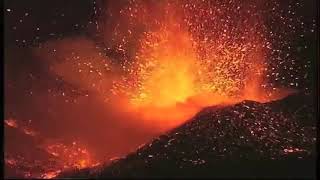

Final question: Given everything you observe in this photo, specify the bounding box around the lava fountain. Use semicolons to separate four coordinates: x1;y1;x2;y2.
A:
36;0;292;131
94;0;291;130
5;0;301;178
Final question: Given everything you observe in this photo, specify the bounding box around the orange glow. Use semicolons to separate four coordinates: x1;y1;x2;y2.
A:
5;119;99;179
5;158;17;166
5;119;18;128
41;170;62;179
44;141;98;170
22;127;37;136
10;1;296;178
131;26;198;108
33;1;292;131
112;8;275;128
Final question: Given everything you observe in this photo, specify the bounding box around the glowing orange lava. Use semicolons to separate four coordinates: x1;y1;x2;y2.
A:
32;1;293;131
5;119;99;179
10;1;296;178
105;2;280;129
5;119;18;128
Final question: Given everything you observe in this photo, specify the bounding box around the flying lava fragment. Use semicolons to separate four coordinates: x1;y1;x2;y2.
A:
4;0;315;178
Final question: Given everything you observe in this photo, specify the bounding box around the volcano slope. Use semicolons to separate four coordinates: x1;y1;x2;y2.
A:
60;93;317;178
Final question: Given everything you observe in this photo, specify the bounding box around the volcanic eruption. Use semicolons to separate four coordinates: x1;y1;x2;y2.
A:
4;0;317;178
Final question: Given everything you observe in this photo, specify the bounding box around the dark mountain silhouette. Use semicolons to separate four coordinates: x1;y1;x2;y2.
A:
59;92;316;178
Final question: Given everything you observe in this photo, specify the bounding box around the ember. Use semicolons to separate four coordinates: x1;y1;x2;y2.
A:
4;0;316;179
5;118;99;178
41;170;61;179
5;119;18;128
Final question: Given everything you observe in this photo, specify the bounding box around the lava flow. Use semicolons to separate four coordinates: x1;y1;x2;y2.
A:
4;119;100;179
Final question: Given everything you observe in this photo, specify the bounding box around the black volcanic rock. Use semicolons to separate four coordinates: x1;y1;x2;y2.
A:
60;93;317;178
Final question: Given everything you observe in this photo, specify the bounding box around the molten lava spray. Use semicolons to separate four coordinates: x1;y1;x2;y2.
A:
34;0;293;159
90;0;290;129
5;0;301;178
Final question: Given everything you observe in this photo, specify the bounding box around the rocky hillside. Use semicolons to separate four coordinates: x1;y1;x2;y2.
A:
60;93;316;178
